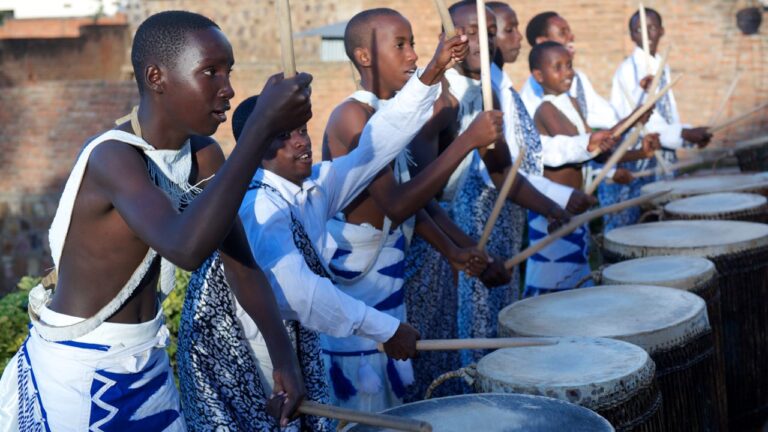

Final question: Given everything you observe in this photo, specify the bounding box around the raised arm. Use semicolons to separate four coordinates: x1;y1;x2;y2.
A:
92;74;313;270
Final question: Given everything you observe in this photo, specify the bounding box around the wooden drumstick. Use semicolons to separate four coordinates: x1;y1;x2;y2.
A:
584;127;642;194
639;3;653;76
377;337;557;352
477;146;526;250
618;82;668;175
647;44;670;98
299;401;432;432
708;71;741;125
476;0;495;149
433;0;456;35
276;0;296;78
708;102;768;133
504;189;671;270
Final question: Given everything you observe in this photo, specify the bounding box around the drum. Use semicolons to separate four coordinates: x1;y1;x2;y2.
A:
663;192;768;223
603;220;768;429
600;256;728;430
640;173;768;207
498;285;719;432
735;140;768;172
474;337;664;432
347;393;614;431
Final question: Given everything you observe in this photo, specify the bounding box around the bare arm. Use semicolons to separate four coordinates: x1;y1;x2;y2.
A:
91;75;313;270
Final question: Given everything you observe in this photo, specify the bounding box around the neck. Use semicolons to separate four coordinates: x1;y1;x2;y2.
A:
543;87;562;96
359;74;396;100
454;63;480;80
136;99;190;150
265;166;304;187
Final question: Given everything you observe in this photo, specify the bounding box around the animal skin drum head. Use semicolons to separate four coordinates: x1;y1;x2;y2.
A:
602;256;716;289
498;285;709;354
640;173;768;205
347;393;614;431
476;337;653;409
664;192;766;216
603;220;768;258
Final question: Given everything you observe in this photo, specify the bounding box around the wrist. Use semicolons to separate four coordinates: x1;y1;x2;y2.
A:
419;60;442;86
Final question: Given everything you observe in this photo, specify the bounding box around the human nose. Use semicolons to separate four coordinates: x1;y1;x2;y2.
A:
219;78;235;100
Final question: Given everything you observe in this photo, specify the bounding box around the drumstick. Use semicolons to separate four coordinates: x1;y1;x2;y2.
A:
639;3;654;76
276;0;296;78
433;0;456;35
376;337;556;352
476;0;495;149
708;102;768;133
618;82;668;175
299;401;432;432
590;74;682;159
627;157;707;180
647;45;670;99
584;128;642;195
477;146;526;250
708;72;741;125
504;189;670;270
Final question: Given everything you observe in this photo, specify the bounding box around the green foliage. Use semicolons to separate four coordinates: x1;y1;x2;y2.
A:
0;277;40;369
162;269;189;376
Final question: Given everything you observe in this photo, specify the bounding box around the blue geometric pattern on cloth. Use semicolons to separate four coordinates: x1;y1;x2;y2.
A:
377;259;405;279
393;234;406;252
328;265;361;280
597;158;659;232
656;71;673;123
373;288;405;311
17;340;51;432
331;248;352;260
511;88;544;176
89;358;179;431
574;74;588;119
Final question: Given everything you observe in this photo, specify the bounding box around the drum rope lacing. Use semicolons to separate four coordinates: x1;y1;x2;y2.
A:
424;365;478;400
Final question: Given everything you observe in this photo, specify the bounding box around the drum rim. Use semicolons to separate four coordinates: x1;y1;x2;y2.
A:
640;173;768;205
663;192;767;216
603;220;768;257
602;256;717;289
475;337;655;407
353;393;614;431
498;285;710;354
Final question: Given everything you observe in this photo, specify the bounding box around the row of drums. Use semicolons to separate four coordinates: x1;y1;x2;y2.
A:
350;172;768;432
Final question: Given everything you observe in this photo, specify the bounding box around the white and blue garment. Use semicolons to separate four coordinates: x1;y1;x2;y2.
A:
610;46;691;165
0;129;197;431
524;94;592;298
320;90;415;412
443;68;526;366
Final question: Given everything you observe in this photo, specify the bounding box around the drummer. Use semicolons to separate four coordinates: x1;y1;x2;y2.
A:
611;7;712;159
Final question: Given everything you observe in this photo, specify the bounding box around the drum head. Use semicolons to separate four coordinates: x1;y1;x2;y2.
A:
604;220;768;258
347;393;613;431
602;256;716;290
498;285;709;353
476;337;654;410
664;192;767;216
641;173;768;205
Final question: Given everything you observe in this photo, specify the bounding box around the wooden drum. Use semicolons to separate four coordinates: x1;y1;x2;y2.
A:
639;173;768;208
498;285;720;432
475;337;664;432
347;393;614;431
663;192;768;223
600;256;728;430
603;220;768;429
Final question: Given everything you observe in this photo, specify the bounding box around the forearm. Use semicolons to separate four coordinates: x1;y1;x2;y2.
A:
506;174;560;216
382;139;474;223
414;209;459;259
424;200;476;248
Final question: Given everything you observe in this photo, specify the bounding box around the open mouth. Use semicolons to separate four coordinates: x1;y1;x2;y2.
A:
296;151;312;162
212;104;230;123
405;67;417;76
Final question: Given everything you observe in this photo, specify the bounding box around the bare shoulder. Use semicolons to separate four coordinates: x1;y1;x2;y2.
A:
323;99;374;159
190;135;225;184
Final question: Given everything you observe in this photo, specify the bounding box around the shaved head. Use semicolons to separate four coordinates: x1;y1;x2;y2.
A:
344;8;404;65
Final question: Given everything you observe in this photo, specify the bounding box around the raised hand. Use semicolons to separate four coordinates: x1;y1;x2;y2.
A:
462;110;504;149
479;256;512;287
420;30;469;85
244;72;314;142
449;246;491;277
638;74;654;92
642;133;661;157
682;127;713;148
382;322;421;360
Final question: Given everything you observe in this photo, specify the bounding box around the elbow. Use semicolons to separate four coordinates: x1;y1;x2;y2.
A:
384;204;411;226
164;242;212;271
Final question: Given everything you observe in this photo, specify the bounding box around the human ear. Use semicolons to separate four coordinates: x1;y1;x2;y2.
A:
145;64;165;94
532;69;545;84
354;47;372;68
